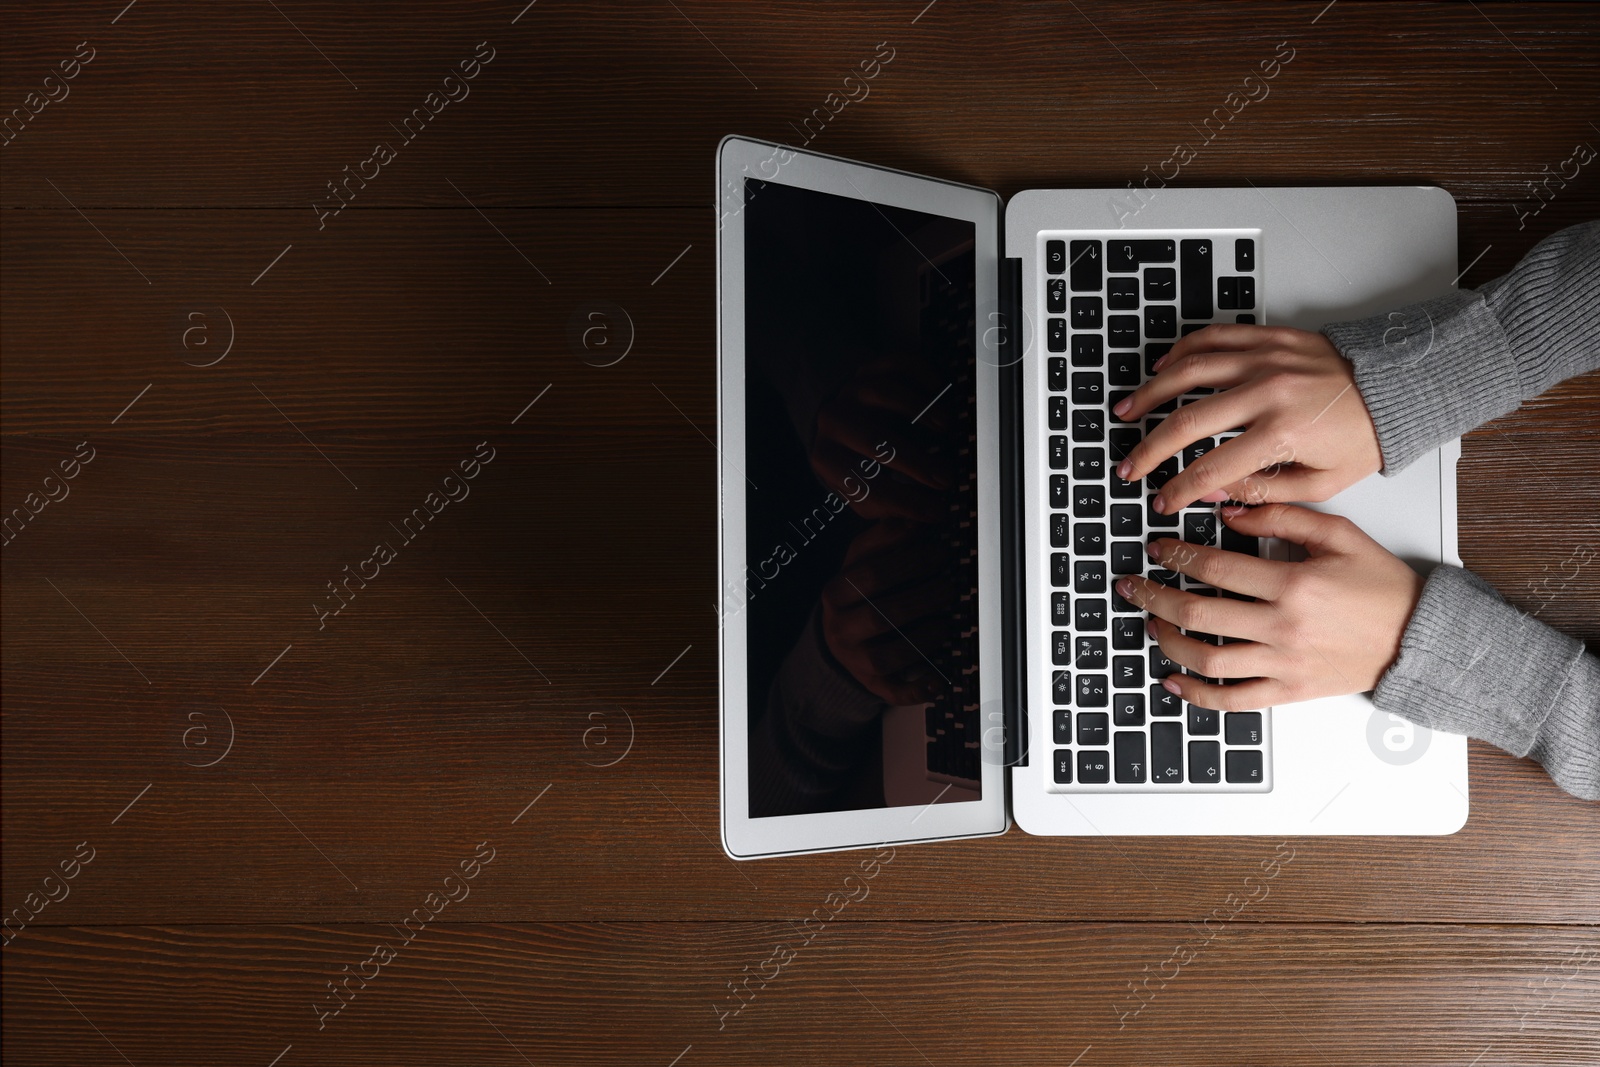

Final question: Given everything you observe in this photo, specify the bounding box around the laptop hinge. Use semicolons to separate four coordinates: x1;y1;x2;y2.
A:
998;255;1028;769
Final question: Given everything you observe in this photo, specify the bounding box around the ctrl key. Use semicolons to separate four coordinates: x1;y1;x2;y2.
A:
1054;749;1074;784
1226;749;1264;783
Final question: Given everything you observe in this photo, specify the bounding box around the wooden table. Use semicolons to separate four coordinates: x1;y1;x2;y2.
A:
3;3;1597;1064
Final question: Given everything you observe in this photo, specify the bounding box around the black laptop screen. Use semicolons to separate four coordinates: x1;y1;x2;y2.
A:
740;177;979;818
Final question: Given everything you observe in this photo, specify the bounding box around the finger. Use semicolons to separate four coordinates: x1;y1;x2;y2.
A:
1146;537;1291;600
1115;575;1272;641
1119;389;1261;483
1151;323;1281;371
1157;672;1283;713
1155;428;1290;512
1114;350;1256;422
1150;618;1277;680
1214;464;1345;506
1218;502;1363;557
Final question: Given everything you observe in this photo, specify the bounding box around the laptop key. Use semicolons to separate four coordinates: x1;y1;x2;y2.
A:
1049;396;1070;430
1052;592;1071;625
1145;343;1172;375
1075;598;1108;631
1051;553;1071;587
1183;512;1217;546
1226;749;1264;783
1050;475;1070;507
1108;277;1139;309
1217;276;1239;310
1188;705;1220;735
1108;314;1140;349
1075;559;1107;594
1078;711;1110;745
1071;296;1103;330
1046;239;1067;275
1052;632;1071;665
1053;669;1072;703
1225;711;1263;746
1149;456;1179;490
1048;317;1068;351
1070;240;1102;291
1114;691;1146;726
1107;239;1175;272
1111;541;1143;575
1151;722;1184;782
1071;373;1105;405
1073;408;1105;442
1048;277;1067;313
1054;749;1074;784
1109;349;1141;387
1109;430;1141;464
1049;435;1069;469
1144;267;1176;301
1180;239;1213;319
1235;238;1254;272
1150;647;1179;679
1053;709;1073;744
1109;473;1142;499
1074;484;1106;518
1189;740;1222;783
1077;675;1110;708
1144;305;1177;339
1150;684;1182;715
1074;522;1107;556
1237;276;1255;309
1221;524;1259;556
1073;447;1106;480
1112;654;1144;688
1077;636;1108;669
1077;749;1110;784
1115;731;1147;783
1110;502;1142;537
1112;616;1143;650
1072;334;1104;367
1049;357;1068;391
1051;513;1070;547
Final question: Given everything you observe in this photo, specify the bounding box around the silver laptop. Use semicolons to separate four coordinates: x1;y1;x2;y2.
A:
716;136;1467;859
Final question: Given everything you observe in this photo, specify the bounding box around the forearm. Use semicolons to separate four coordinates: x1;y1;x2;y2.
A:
1322;221;1600;474
1375;564;1600;801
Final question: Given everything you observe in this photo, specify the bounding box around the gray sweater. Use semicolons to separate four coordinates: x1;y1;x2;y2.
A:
1323;221;1600;801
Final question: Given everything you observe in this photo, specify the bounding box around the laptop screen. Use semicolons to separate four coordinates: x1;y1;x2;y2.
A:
740;176;979;819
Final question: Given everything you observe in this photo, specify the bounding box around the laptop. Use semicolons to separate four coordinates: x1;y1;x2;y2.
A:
716;135;1468;859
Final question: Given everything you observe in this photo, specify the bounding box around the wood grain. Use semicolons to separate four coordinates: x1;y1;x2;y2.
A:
4;923;1599;1066
3;1;1599;1064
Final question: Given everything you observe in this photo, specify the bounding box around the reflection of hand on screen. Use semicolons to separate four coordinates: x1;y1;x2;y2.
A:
810;361;959;523
821;519;959;705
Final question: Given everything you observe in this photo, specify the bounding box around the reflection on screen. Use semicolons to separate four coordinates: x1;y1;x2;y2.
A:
741;177;978;818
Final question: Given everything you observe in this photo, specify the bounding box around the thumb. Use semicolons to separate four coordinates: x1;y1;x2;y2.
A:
1219;503;1361;557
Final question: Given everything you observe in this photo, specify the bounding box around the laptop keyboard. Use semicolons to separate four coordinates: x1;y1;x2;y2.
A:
1037;229;1272;793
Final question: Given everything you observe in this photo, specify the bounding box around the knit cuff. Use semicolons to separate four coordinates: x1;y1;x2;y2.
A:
1322;291;1520;476
1375;565;1586;758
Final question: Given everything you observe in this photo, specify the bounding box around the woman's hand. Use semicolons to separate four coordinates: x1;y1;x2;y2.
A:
1113;325;1382;514
1114;504;1425;711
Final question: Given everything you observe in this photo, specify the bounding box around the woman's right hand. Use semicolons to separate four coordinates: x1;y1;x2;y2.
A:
1113;325;1383;515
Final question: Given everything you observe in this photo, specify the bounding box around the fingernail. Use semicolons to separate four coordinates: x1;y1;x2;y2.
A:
1162;678;1182;695
1199;489;1229;503
1152;494;1167;514
1117;459;1132;481
1146;540;1162;561
1152;355;1168;372
1113;398;1131;417
1116;578;1135;599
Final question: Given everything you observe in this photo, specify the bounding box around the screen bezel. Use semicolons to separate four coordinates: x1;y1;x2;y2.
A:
717;135;1008;859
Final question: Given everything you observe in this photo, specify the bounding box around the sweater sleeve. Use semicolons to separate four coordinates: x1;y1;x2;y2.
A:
1374;565;1600;801
1321;220;1600;475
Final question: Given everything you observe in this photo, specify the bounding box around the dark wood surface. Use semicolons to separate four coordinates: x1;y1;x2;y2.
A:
3;2;1597;1064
